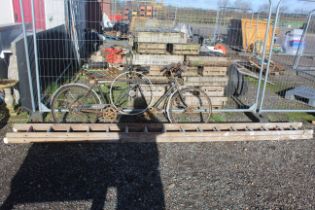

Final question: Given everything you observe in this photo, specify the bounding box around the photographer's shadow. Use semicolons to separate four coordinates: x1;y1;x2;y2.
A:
1;100;165;210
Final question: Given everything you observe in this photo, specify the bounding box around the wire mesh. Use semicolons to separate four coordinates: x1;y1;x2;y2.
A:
18;0;278;113
259;0;315;112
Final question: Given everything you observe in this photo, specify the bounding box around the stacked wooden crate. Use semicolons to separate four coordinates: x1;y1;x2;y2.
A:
132;31;197;66
131;31;230;109
185;56;230;109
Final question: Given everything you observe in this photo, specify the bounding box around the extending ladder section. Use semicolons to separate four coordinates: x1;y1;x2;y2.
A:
4;122;313;144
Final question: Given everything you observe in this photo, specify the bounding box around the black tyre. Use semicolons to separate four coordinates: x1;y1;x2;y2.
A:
167;87;212;123
50;84;101;123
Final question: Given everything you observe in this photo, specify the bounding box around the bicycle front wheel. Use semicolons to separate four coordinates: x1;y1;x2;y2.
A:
110;71;153;115
167;87;212;123
50;83;101;123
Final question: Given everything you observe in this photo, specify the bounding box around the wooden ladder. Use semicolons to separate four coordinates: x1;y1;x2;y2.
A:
4;122;313;144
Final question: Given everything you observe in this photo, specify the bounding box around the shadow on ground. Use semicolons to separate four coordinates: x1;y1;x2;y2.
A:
0;104;9;130
1;101;165;210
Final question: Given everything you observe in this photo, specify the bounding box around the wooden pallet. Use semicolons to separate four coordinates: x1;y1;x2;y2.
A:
132;54;184;66
201;66;228;76
135;31;188;44
186;56;231;67
142;86;225;99
150;96;228;107
248;58;285;76
148;67;227;78
136;42;167;54
146;76;229;86
173;43;200;55
4;123;313;144
202;86;225;97
184;76;228;83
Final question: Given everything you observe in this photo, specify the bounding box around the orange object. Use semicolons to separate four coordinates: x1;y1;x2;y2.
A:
214;43;228;55
103;47;124;64
241;18;273;52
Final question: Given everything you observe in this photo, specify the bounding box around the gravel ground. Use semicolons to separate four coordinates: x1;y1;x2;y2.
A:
0;120;315;210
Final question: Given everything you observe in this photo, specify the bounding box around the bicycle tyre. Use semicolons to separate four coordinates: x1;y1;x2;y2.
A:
50;83;101;123
110;71;153;115
167;87;212;123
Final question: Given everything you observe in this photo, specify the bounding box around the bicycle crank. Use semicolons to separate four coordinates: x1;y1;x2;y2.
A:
102;105;118;122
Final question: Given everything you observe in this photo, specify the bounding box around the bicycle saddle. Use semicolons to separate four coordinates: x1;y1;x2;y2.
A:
161;63;186;77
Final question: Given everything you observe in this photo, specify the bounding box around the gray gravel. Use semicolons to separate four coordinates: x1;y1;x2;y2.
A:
0;121;315;210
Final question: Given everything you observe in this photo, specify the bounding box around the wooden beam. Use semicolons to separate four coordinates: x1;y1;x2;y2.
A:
4;130;313;144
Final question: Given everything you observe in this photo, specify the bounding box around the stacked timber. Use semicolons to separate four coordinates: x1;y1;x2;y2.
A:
131;31;231;109
185;56;230;109
132;31;199;65
248;56;285;76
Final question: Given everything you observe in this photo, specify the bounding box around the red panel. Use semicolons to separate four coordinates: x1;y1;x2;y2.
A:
12;0;46;30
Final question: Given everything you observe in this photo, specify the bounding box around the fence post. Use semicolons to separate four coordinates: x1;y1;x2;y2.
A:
258;0;284;112
30;0;42;112
18;0;36;113
255;0;273;112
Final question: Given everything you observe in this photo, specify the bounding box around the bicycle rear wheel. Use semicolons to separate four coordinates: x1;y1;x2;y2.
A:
50;84;101;123
167;87;212;123
110;71;153;115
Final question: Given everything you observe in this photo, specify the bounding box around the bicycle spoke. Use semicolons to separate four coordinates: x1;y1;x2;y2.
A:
51;84;101;123
168;88;212;123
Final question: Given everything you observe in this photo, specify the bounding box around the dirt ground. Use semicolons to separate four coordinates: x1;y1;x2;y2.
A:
0;118;315;209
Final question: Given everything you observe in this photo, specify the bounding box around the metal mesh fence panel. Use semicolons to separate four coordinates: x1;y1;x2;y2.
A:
259;0;315;112
19;0;274;113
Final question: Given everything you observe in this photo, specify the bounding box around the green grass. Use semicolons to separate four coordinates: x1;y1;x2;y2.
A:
247;76;284;92
45;82;59;97
210;114;226;123
285;112;315;122
267;112;315;123
9;111;29;123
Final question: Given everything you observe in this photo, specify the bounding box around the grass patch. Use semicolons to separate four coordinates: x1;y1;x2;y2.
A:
45;83;59;97
285;112;315;122
267;112;315;123
210;114;226;122
9;111;29;123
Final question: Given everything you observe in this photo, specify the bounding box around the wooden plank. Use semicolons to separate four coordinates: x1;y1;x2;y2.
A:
6;130;311;138
133;54;184;66
4;130;313;144
135;31;188;44
146;75;228;85
11;122;304;132
185;76;228;83
201;86;225;97
173;43;200;55
136;42;167;54
202;66;228;76
185;81;228;87
150;96;228;107
186;56;231;67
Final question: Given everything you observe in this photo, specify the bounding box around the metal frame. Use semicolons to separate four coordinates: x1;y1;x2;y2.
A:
30;0;42;112
259;0;315;113
21;0;315;115
18;0;35;112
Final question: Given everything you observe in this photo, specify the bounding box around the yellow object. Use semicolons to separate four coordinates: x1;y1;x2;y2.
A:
241;18;273;53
